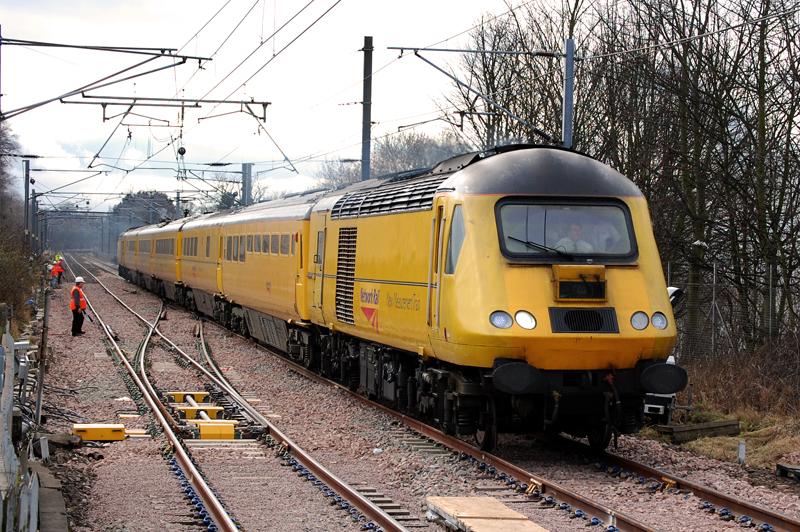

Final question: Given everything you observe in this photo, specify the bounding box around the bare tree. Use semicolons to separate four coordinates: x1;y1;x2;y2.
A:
316;131;471;188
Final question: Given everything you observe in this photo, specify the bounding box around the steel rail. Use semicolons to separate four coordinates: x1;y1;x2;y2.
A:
234;328;800;532
63;258;237;532
84;253;800;531
600;449;800;532
69;256;407;532
196;320;408;532
198;319;653;532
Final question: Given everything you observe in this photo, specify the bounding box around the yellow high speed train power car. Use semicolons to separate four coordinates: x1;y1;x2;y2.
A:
118;145;687;450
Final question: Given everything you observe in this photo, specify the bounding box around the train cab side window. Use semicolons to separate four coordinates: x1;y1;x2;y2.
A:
239;235;246;262
227;236;233;261
206;236;211;258
271;234;279;254
280;234;290;255
445;205;465;274
315;231;324;264
247;235;253;252
254;234;261;253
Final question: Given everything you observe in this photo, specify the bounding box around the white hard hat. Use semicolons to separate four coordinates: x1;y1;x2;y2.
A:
75;276;85;283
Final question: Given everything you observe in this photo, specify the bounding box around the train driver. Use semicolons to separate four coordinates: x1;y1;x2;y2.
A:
555;223;594;253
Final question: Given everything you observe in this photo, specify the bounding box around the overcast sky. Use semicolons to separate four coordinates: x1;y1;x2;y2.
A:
0;0;527;211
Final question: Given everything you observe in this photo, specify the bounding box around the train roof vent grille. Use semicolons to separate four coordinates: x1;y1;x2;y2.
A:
330;174;450;219
335;227;357;324
549;308;619;333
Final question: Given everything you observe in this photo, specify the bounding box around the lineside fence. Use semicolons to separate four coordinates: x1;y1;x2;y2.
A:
666;261;800;414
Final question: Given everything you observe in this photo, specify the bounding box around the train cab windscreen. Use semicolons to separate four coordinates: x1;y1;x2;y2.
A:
497;201;635;259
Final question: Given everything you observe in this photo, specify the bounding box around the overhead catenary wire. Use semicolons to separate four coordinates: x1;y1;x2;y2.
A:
214;0;344;105
174;0;263;97
199;0;320;103
177;0;235;53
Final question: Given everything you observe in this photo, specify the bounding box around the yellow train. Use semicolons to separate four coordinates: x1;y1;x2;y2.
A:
118;145;687;449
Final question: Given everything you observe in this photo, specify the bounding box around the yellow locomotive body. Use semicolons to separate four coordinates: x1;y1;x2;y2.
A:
118;146;686;449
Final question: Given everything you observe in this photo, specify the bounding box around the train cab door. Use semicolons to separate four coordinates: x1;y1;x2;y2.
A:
427;198;447;342
216;234;224;294
310;212;327;324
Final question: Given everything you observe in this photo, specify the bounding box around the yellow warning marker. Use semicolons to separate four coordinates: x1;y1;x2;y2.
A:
196;422;235;440
185;419;238;426
167;391;209;403
174;406;224;419
125;428;150;439
72;424;127;441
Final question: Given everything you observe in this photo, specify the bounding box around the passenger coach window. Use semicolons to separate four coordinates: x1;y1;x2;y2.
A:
247;235;253;252
226;236;233;261
254;235;261;253
262;235;269;254
239;235;246;262
280;234;290;255
445;205;465;274
271;234;279;254
206;236;210;258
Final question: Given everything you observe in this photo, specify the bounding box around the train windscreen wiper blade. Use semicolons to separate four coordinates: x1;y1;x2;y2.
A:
507;235;574;260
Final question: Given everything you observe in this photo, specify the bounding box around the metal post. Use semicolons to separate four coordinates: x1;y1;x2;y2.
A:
32;190;38;253
23;160;30;246
768;264;773;346
361;36;373;181
241;163;252;206
711;262;717;357
561;38;575;149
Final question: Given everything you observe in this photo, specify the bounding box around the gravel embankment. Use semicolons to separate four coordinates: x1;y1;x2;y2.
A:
78;265;360;531
92;266;800;531
44;280;200;531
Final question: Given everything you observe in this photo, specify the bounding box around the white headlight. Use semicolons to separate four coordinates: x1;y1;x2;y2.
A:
651;312;668;330
631;311;649;330
515;311;537;330
489;311;513;329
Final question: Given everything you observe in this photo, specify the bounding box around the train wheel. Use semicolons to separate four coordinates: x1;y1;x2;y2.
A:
474;398;498;451
587;422;612;451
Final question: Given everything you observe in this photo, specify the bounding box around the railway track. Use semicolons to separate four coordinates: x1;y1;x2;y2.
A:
68;255;405;532
63;258;238;531
73;255;800;532
196;304;800;532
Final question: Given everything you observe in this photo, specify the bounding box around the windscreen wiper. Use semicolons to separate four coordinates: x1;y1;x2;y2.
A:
507;235;574;260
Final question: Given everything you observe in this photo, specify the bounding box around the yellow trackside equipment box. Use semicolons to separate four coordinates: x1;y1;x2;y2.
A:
167;391;209;403
196;422;235;440
72;423;127;441
174;406;224;419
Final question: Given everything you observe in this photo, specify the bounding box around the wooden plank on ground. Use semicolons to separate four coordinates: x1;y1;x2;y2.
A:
426;496;548;532
655;420;740;443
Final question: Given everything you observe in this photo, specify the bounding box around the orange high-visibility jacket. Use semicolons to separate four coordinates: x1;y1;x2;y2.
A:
70;286;87;311
51;264;64;277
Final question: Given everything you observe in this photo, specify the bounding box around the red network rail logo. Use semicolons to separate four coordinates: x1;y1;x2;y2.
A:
360;288;380;333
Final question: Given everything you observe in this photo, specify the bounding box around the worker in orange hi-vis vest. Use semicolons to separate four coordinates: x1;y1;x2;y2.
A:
51;262;64;288
70;277;88;336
